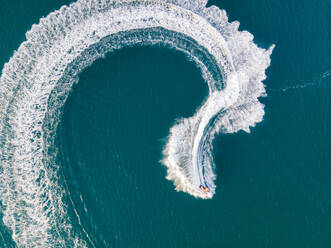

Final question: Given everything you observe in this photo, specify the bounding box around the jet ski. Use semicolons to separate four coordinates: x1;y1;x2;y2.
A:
200;185;210;193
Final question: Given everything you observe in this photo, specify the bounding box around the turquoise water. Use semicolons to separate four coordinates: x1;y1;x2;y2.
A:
0;0;330;247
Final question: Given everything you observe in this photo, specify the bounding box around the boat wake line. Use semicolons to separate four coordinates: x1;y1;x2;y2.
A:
0;0;274;246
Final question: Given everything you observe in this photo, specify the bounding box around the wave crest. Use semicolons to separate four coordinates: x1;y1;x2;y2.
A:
0;0;274;246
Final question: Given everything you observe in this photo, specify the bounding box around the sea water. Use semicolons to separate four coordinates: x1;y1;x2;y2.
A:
0;0;330;247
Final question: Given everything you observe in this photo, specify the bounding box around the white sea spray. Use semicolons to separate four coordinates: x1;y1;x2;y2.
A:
0;0;274;246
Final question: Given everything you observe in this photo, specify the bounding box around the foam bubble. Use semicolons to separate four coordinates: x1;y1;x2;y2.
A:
0;0;274;246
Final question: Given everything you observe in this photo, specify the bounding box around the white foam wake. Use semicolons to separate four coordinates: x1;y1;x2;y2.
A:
0;0;274;246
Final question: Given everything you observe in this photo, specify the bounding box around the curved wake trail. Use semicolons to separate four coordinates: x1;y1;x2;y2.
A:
0;0;274;246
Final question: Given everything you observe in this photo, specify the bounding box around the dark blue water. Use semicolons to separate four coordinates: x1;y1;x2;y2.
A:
57;46;209;247
1;0;330;247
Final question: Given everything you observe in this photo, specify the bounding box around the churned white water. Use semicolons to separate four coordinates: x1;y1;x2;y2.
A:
0;0;274;246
